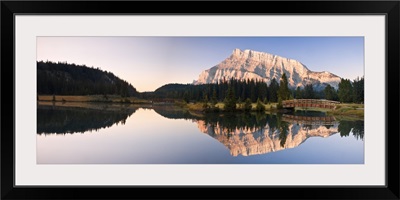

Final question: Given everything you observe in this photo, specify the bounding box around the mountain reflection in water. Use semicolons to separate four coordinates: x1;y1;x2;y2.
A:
37;105;364;158
196;115;339;157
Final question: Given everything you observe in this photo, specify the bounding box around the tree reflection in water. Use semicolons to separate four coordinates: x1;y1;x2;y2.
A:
37;105;136;135
37;105;364;156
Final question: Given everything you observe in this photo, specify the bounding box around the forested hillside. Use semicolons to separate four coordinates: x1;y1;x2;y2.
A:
143;75;363;105
37;61;138;97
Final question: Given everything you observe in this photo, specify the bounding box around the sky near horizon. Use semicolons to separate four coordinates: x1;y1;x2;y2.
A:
37;37;364;92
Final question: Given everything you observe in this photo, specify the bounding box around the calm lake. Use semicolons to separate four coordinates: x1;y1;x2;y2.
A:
37;103;364;164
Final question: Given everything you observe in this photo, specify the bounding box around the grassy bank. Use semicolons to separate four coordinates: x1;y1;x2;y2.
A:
326;103;364;120
38;95;151;104
185;101;364;119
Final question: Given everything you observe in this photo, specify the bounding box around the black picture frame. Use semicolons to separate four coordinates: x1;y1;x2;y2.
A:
1;1;399;199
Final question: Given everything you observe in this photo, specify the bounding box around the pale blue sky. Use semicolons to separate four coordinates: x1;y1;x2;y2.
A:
37;37;364;92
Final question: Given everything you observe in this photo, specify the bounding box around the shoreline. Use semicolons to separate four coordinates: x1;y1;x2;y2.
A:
37;95;364;120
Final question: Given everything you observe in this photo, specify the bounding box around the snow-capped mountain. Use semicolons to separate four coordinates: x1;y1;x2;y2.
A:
194;48;341;90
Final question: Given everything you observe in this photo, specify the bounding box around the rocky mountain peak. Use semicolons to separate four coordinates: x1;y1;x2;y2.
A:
194;48;341;90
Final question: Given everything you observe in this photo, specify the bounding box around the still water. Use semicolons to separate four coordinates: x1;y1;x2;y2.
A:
37;104;364;164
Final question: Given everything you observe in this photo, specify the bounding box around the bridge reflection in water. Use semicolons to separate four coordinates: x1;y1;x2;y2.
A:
282;114;338;126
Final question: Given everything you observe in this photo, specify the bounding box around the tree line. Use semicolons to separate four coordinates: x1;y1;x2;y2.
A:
145;76;282;103
144;74;364;106
37;61;138;97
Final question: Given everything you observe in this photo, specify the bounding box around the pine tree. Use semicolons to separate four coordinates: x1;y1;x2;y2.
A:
255;98;265;112
183;91;190;103
303;84;315;99
244;98;252;112
352;76;364;103
278;73;290;101
211;87;218;107
202;93;209;110
324;84;335;100
237;97;242;110
269;78;279;102
295;86;303;99
277;73;290;108
224;84;237;112
338;78;353;103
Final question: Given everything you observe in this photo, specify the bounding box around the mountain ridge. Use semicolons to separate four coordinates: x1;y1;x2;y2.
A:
194;48;341;90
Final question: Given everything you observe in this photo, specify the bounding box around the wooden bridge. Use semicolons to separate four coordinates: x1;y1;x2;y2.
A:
282;99;340;110
282;114;338;125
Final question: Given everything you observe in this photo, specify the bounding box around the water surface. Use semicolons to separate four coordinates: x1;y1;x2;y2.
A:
37;104;364;164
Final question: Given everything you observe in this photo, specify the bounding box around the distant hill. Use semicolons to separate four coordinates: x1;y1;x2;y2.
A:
150;83;208;100
154;83;193;94
139;83;201;100
37;61;138;96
